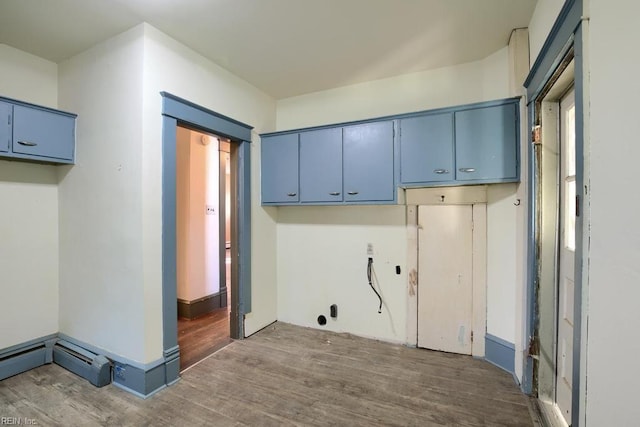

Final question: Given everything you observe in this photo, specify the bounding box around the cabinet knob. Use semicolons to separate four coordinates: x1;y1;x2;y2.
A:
329;192;341;196
347;191;359;195
287;192;297;197
433;169;449;174
17;140;38;147
459;167;476;173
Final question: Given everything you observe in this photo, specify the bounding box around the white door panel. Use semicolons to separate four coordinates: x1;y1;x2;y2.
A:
417;205;473;355
556;87;575;425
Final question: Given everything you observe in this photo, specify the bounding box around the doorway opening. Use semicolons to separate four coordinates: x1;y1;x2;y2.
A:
175;126;233;371
532;57;576;427
160;92;253;386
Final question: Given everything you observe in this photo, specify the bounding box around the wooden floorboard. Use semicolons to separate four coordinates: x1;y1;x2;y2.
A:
178;305;232;371
0;322;534;426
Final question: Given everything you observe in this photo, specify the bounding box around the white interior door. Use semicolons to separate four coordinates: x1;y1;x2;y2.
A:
417;205;473;354
556;88;576;424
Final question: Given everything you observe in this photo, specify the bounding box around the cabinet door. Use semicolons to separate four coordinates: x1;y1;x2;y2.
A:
0;101;10;153
261;133;299;203
13;105;75;161
455;103;517;181
343;121;394;202
299;128;343;202
400;113;454;184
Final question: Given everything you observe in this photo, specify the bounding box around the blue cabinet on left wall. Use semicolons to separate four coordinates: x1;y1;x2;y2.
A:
261;133;300;203
0;101;10;153
0;95;76;164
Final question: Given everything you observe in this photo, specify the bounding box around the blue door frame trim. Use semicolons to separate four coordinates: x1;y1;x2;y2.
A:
161;92;253;385
523;1;584;426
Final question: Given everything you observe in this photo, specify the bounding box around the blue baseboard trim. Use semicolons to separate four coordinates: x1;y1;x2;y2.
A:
57;333;177;398
0;334;57;381
485;333;515;374
112;360;168;398
164;345;180;386
3;333;179;398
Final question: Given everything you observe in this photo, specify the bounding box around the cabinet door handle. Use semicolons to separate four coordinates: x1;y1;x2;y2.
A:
459;167;476;173
17;140;38;147
433;169;449;174
347;191;359;195
287;192;297;197
329;192;341;196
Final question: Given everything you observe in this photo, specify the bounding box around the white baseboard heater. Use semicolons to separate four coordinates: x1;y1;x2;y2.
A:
53;340;111;387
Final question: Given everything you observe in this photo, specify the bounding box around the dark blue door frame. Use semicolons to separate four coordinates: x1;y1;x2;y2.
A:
523;1;585;426
160;92;253;385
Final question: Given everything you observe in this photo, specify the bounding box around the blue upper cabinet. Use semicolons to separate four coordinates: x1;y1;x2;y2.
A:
299;127;343;202
259;97;519;205
261;133;299;203
0;96;76;164
455;102;518;182
343;121;394;202
0;101;10;153
399;113;454;184
13;105;75;162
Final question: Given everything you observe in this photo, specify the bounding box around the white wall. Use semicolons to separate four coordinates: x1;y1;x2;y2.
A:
275;51;520;345
585;0;640;424
176;127;220;302
0;45;59;349
57;25;146;362
277;206;408;343
141;24;277;343
486;184;518;340
528;0;565;65
56;23;277;363
276;61;486;130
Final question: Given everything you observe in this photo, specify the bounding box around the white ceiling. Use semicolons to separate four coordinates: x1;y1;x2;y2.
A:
0;0;537;99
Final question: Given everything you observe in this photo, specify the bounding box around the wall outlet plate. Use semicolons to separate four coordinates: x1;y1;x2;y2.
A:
367;243;374;256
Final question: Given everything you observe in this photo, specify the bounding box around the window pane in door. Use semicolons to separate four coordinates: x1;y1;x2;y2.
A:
565;98;576;176
565;179;576;251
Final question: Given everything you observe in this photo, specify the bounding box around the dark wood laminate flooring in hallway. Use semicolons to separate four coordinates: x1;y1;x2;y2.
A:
0;322;536;426
178;306;232;371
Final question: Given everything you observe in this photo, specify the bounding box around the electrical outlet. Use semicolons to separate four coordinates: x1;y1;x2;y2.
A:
367;243;374;256
114;365;126;380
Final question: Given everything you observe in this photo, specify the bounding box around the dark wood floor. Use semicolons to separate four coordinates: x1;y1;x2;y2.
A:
178;306;232;371
0;322;536;426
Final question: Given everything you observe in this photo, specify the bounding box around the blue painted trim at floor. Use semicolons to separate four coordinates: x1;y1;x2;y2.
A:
485;334;515;374
57;333;172;398
1;333;176;398
0;334;57;381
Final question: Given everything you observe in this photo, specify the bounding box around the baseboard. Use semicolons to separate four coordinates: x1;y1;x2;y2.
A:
178;291;226;320
0;334;57;381
58;333;177;398
485;333;515;375
1;333;179;398
112;359;167;398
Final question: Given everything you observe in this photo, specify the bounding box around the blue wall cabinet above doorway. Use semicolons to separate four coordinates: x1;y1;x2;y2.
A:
454;102;518;182
0;95;76;165
260;97;519;206
399;99;519;188
399;112;454;184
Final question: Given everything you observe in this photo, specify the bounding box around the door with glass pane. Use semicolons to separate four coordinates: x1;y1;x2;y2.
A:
556;88;575;425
